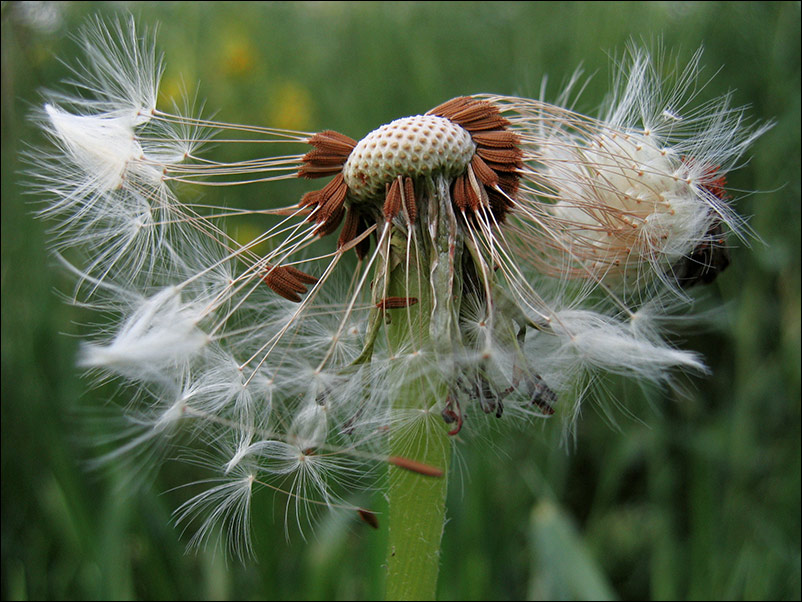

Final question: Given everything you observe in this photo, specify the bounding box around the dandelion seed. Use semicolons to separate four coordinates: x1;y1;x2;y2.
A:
28;19;769;554
357;508;380;530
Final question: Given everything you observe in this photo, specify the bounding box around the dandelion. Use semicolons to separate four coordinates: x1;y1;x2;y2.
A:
29;17;768;596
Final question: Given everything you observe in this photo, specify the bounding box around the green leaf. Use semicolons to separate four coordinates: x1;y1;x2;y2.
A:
529;500;617;601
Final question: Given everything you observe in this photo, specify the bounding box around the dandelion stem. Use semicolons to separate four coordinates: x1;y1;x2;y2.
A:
385;410;450;601
384;176;453;601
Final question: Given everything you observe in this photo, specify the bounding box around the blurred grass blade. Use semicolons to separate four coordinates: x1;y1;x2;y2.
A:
529;500;617;601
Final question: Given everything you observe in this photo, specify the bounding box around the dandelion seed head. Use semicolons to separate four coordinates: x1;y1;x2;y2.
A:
28;16;770;555
544;127;713;286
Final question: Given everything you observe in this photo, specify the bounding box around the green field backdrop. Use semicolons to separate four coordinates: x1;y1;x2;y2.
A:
2;2;800;600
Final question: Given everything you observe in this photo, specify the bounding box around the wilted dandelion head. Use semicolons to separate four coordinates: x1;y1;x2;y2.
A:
28;17;769;555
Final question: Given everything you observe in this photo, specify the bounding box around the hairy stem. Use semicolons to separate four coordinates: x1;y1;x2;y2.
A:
385;388;451;600
384;176;456;600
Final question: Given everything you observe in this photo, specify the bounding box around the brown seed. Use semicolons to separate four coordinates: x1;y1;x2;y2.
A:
470;154;499;188
315;205;345;237
299;190;321;208
316;173;348;221
448;100;499;125
302;148;350;166
530;379;557;416
357;508;379;529
376;297;419;310
464;168;483;211
459;114;510;132
355;216;372;260
297;163;345;179
338;207;360;249
306;130;357;156
453;175;469;211
403;176;418;223
496;170;520;191
442;396;463;436
262;265;314;303
472;130;519;148
427;96;471;120
383;177;402;221
477;147;524;169
387;456;444;477
487;188;514;221
281;265;318;285
483;156;521;173
429;97;511;131
298;130;357;178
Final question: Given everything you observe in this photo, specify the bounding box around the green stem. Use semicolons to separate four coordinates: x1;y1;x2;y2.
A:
383;176;457;600
385;394;451;600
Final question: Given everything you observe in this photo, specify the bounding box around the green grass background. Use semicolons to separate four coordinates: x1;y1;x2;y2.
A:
2;2;799;600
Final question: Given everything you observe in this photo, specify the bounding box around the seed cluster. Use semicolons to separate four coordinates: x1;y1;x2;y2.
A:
290;99;552;421
288;96;523;301
261;264;319;303
288;96;526;301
